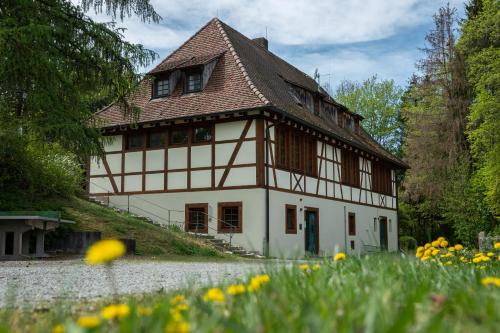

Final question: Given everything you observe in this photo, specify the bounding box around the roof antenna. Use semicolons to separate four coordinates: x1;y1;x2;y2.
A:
265;26;268;39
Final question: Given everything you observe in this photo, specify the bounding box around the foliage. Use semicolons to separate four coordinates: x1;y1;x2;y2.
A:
399;236;417;252
0;128;83;209
334;75;404;156
457;0;500;218
1;255;499;332
0;0;158;157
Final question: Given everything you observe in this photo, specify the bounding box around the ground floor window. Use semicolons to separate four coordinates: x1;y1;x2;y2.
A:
348;212;356;236
185;203;208;233
285;204;297;234
218;202;242;233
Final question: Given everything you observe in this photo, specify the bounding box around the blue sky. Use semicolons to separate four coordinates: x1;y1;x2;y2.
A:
82;0;466;91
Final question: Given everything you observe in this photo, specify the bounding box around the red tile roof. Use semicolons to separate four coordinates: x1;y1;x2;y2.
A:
95;18;407;168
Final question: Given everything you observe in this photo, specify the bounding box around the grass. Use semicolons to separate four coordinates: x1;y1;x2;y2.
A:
1;253;499;333
32;196;226;258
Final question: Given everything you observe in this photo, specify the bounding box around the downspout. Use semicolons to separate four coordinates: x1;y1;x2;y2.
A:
396;177;400;253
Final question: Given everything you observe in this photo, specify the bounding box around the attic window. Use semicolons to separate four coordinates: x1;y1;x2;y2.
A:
153;76;169;98
185;68;202;93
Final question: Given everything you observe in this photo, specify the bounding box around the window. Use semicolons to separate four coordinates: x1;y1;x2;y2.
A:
304;136;317;176
290;130;303;171
153;77;169;98
285;205;297;234
275;125;288;168
170;129;188;145
218;202;242;233
185;203;208;233
185;68;202;93
126;133;144;150
372;162;392;195
192;126;212;143
348;213;356;236
350;240;355;250
147;132;165;148
341;149;360;187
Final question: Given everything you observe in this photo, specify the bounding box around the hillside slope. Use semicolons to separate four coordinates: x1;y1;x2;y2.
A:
42;197;225;258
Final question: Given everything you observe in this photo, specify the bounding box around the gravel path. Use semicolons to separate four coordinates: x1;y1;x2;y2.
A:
0;259;265;307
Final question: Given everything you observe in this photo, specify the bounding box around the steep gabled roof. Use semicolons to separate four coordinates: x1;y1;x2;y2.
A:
95;18;407;168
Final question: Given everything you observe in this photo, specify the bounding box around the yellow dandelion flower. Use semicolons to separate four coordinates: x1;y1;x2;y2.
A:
494;242;500;249
439;240;448;248
437;237;445;242
203;288;225;303
137;306;153;316
481;277;500;287
248;274;270;292
227;283;246;295
170;295;186;306
487;252;494;257
479;265;486;269
416;251;423;258
52;324;65;333
421;256;430;261
101;304;130;320
299;263;310;271
416;246;425;253
431;249;439;256
431;240;440;248
445;261;452;266
312;263;321;270
475;252;483;257
165;320;190;333
334;252;346;261
77;316;101;328
498;256;500;262
424;243;431;249
424;249;431;257
472;257;482;264
175;303;189;312
481;256;491;262
454;244;463;251
85;239;125;265
448;246;455;252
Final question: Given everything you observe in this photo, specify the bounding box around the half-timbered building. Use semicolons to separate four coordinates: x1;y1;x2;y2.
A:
87;18;408;257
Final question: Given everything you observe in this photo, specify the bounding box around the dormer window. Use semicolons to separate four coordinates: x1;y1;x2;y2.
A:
185;68;202;93
153;76;169;98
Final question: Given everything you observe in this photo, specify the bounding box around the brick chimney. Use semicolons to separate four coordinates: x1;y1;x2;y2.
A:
252;37;268;50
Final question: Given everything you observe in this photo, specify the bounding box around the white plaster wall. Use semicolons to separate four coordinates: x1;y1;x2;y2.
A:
89;176;113;193
215;120;255;141
168;148;187;170
107;154;122;174
90;157;106;176
146;150;164;171
124;152;142;173
168;171;187;189
191;146;211;168
104;135;122;152
268;189;398;258
234;141;256;164
108;188;266;253
191;170;211;188
225;167;256;186
124;174;142;192
215;143;236;166
145;173;164;191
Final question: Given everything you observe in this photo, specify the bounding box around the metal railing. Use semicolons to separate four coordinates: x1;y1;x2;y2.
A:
87;181;239;250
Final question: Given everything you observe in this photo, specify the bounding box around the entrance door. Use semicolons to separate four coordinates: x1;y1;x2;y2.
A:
304;208;319;255
379;217;388;251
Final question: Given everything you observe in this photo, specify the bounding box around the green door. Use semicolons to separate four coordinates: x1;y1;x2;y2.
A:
379;217;388;251
305;210;318;255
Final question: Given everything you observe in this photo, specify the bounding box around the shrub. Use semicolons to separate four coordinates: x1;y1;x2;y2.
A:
399;236;417;251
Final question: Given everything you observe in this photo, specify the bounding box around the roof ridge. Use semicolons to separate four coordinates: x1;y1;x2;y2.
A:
214;18;269;105
149;18;218;74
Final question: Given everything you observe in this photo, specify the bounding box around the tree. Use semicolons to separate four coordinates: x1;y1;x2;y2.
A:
334;75;404;156
0;0;159;157
457;0;500;219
